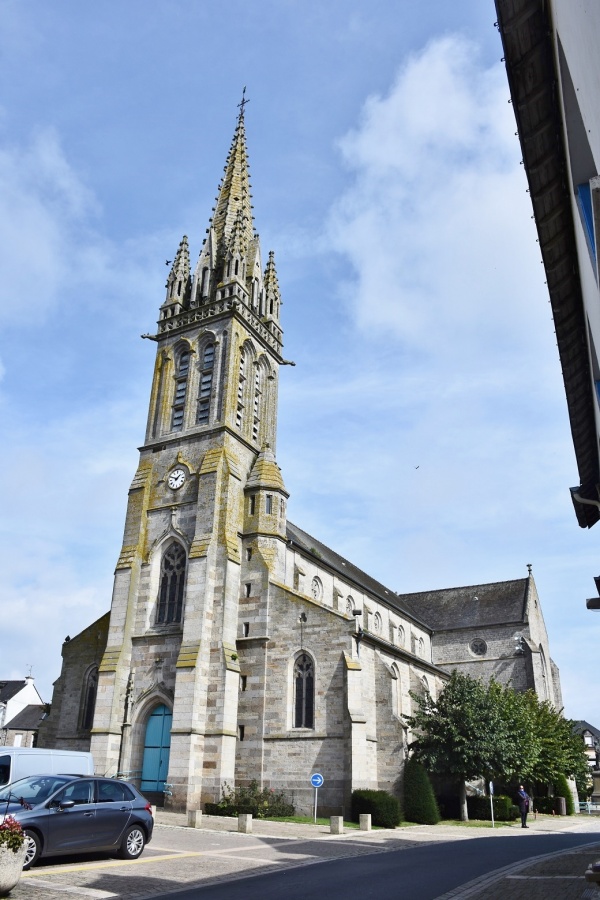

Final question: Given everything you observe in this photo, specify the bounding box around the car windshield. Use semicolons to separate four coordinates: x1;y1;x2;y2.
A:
0;775;73;805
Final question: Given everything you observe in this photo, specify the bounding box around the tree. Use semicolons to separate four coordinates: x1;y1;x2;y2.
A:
407;675;590;821
407;672;521;821
403;758;440;824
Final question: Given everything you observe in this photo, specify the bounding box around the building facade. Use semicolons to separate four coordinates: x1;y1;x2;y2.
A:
39;107;562;813
495;0;600;541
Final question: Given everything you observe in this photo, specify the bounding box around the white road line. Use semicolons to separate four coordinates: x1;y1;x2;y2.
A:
24;881;117;898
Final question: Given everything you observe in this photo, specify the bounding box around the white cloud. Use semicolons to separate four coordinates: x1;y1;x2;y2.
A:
328;35;548;364
0;127;97;324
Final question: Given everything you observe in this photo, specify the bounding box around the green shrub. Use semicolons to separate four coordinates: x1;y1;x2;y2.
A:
555;774;575;815
403;759;440;824
205;780;295;818
532;796;555;814
467;795;518;821
351;789;401;828
436;793;460;820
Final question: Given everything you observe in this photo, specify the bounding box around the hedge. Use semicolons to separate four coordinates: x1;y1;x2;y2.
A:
403;759;440;824
467;795;518;821
204;780;295;818
351;789;401;828
555;774;575;815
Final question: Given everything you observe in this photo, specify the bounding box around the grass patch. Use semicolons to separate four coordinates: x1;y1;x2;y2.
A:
441;819;516;828
269;816;364;828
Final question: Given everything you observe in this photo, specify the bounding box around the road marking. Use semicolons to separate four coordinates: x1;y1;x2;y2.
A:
24;882;117;898
507;874;585;880
22;851;205;876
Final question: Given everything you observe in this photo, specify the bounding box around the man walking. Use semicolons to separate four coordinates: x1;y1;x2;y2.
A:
517;785;531;828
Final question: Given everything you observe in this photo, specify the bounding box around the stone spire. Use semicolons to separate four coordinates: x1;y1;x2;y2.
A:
263;250;281;321
212;103;255;259
164;235;191;308
245;443;288;494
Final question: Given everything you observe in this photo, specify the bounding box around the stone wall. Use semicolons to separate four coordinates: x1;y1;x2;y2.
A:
37;614;109;752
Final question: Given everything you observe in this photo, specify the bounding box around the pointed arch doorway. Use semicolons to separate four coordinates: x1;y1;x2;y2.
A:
141;704;172;795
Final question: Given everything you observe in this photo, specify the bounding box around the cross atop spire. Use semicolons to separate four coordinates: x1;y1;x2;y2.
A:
237;86;250;121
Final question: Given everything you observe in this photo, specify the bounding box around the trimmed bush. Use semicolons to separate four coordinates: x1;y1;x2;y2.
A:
532;796;554;815
351;790;401;828
436;793;461;820
468;795;518;821
555;774;575;815
204;780;295;818
403;759;440;824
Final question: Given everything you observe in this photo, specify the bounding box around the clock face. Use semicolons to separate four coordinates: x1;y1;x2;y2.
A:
168;468;186;490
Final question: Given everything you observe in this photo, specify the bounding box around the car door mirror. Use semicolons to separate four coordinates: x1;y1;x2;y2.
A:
59;800;75;810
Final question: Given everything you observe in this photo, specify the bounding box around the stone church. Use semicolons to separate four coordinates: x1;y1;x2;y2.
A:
39;107;562;814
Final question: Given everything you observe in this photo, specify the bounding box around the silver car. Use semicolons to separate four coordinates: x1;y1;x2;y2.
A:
0;774;154;868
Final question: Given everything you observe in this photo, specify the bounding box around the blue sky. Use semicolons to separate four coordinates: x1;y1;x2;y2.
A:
1;1;599;727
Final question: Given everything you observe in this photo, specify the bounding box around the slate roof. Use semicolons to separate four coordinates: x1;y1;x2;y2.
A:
2;705;47;732
0;681;26;704
395;579;530;632
286;521;431;630
573;720;600;741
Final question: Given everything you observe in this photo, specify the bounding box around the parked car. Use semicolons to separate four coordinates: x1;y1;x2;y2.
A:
0;774;153;868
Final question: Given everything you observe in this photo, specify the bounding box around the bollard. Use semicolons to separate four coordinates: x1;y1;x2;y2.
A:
359;813;372;831
238;813;253;833
330;815;344;835
151;805;157;819
187;809;202;828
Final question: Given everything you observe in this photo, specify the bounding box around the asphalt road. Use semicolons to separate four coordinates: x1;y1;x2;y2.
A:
144;831;600;900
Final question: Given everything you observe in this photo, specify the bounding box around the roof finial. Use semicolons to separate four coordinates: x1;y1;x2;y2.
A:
527;563;532;575
238;86;250;120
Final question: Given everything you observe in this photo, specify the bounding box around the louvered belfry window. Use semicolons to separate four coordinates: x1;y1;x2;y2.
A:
197;342;215;425
171;350;190;431
157;542;186;624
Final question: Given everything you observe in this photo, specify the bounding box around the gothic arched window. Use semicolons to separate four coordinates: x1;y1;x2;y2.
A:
197;342;215;425
171;348;190;431
294;653;314;729
156;542;186;625
81;666;98;731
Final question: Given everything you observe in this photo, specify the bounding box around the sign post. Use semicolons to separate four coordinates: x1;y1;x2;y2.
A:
310;773;324;823
489;780;494;829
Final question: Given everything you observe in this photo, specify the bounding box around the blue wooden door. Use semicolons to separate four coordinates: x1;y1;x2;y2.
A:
141;704;172;792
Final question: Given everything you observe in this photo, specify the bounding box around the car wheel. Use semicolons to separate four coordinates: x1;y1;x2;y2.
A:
22;830;41;870
118;824;145;860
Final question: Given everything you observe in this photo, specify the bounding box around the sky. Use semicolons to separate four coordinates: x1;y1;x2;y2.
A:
1;0;599;727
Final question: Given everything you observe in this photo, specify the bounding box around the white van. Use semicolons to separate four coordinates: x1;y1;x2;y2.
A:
0;747;94;787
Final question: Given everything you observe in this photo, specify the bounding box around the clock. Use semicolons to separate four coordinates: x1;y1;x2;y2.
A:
167;467;186;490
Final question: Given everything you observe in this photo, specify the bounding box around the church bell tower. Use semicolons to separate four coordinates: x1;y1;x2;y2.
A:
90;99;289;809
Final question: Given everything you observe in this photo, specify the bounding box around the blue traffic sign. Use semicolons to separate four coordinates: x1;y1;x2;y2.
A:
310;773;324;788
